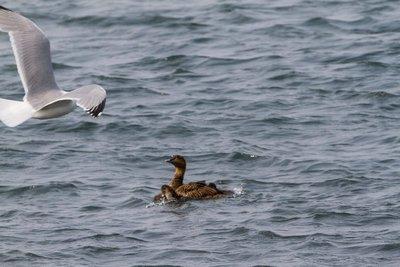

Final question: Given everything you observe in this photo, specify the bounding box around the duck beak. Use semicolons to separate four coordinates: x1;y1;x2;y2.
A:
165;158;173;163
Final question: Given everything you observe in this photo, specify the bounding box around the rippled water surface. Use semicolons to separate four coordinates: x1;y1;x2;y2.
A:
1;0;400;266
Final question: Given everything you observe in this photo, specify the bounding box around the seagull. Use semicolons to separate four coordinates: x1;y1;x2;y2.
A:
0;6;106;127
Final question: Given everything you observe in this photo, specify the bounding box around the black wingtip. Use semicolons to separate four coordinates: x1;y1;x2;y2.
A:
88;98;106;118
0;6;12;12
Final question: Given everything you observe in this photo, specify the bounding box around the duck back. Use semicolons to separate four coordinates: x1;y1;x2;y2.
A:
175;182;232;199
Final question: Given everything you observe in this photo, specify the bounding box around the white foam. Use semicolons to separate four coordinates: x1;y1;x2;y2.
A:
233;184;245;197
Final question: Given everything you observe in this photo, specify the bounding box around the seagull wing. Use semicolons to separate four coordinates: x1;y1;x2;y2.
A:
0;6;60;105
61;85;107;117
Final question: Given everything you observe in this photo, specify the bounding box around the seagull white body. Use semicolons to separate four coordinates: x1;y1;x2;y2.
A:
0;6;106;127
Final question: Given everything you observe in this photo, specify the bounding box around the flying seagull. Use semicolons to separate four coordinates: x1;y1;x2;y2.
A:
0;6;106;127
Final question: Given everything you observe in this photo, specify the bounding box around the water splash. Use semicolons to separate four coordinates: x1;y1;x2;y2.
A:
146;199;167;208
233;184;245;197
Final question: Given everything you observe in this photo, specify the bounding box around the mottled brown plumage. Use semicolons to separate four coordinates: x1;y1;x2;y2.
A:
161;185;181;201
153;155;233;202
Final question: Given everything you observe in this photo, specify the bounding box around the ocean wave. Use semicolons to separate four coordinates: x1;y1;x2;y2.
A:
79;205;106;212
0;182;78;197
60;14;208;29
1;250;49;262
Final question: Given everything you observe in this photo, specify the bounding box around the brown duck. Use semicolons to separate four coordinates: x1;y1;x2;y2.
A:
159;185;181;202
154;155;233;202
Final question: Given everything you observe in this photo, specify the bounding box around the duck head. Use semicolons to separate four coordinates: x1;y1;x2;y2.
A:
165;155;186;169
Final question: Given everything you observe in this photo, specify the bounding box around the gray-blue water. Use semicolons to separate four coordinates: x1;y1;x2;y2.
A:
1;0;400;266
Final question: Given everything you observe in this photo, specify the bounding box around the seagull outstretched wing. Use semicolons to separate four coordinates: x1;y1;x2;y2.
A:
0;5;61;108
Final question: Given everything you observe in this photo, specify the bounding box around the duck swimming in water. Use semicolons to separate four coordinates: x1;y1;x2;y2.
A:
160;185;181;202
154;155;233;202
